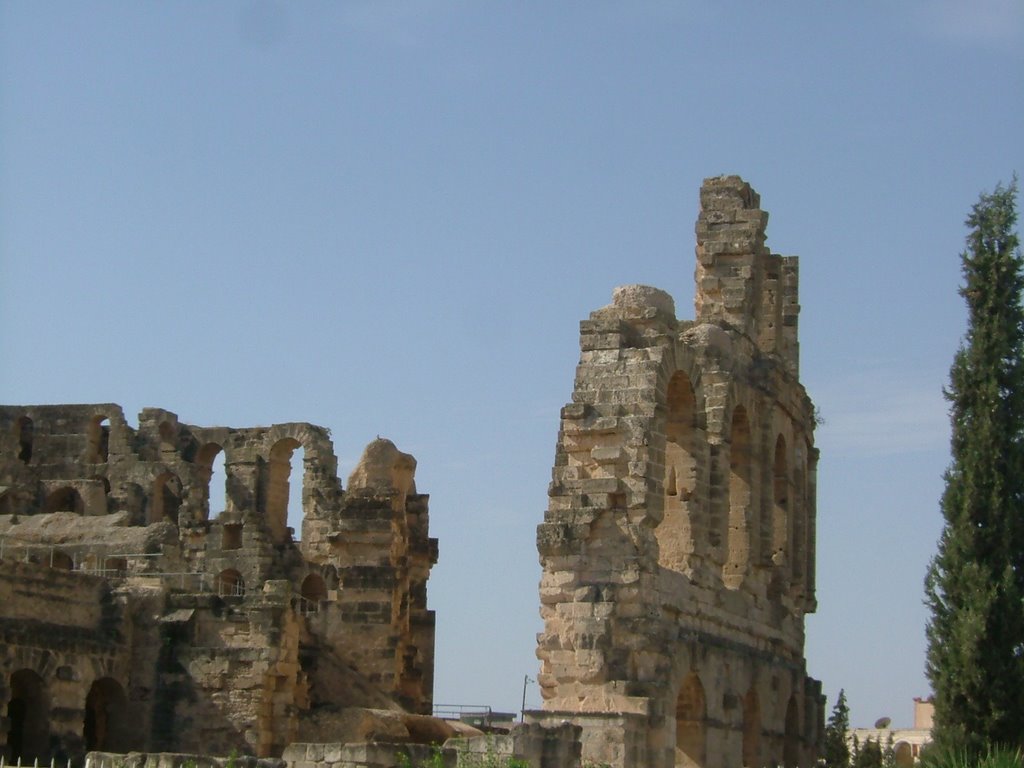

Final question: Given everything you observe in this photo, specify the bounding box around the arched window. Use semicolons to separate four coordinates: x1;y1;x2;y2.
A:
196;443;226;521
894;741;913;768
87;415;111;463
724;405;751;588
772;435;789;567
15;416;33;464
300;573;327;614
50;550;74;570
44;486;85;515
267;438;304;543
783;694;800;768
84;677;131;753
791;446;807;592
150;472;182;525
7;669;50;764
742;686;761;768
215;569;245;598
675;672;706;768
657;372;698;572
158;421;176;454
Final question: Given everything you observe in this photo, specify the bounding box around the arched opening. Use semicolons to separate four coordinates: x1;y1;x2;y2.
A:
0;490;13;515
724;405;751;588
267;438;303;543
16;416;33;464
300;573;327;613
742;687;761;768
87;415;111;463
894;741;913;768
150;472;182;525
783;694;800;768
196;443;226;521
791;449;807;594
675;672;706;768
7;669;50;764
50;550;74;570
658;372;698;572
104;557;128;577
84;677;131;753
158;421;176;454
215;569;245;597
44;486;85;515
772;435;789;567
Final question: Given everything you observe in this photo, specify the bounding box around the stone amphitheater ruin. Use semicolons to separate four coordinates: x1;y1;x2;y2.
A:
1;176;821;768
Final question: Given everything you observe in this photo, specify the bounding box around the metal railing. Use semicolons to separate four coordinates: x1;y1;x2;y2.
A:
0;756;73;768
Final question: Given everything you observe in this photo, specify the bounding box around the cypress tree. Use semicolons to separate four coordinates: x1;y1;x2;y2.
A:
823;689;851;768
925;177;1024;753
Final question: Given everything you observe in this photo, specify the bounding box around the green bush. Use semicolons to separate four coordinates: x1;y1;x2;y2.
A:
919;745;1024;768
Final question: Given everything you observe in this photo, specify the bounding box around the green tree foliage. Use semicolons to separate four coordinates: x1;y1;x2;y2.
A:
925;177;1024;754
882;732;896;768
855;739;883;768
823;689;852;768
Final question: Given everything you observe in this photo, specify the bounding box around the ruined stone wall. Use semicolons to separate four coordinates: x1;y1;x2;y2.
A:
534;176;823;768
0;407;438;761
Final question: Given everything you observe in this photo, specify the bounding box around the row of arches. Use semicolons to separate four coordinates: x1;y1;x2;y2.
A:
658;370;814;593
5;437;309;544
9;415;111;466
674;672;801;768
212;570;334;609
3;670;129;763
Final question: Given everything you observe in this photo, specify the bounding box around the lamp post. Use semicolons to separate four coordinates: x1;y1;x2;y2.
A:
520;674;534;722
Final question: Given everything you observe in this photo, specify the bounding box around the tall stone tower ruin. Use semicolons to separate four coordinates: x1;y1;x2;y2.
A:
532;176;822;768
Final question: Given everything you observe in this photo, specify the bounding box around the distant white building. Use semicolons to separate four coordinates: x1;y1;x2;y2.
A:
849;698;933;765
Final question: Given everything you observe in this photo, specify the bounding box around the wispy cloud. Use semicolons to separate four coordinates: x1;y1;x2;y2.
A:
912;0;1024;49
811;366;949;459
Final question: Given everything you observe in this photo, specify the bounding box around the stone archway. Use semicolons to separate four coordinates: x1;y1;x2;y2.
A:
742;686;761;768
6;669;50;763
783;694;800;768
83;677;130;753
675;672;706;768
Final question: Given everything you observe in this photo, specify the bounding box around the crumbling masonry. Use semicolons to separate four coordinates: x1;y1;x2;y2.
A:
0;409;436;762
531;176;823;768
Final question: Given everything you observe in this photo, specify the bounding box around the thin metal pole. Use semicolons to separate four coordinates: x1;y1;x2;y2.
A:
520;674;534;722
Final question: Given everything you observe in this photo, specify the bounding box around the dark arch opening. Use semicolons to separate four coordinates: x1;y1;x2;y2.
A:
158;421;176;453
216;569;245;598
724;405;751;588
783;694;800;768
150;472;182;525
84;677;131;753
16;416;33;464
50;550;74;570
87;415;111;463
300;573;327;613
675;672;706;767
772;434;789;567
44;486;85;515
7;669;50;764
742;686;761;768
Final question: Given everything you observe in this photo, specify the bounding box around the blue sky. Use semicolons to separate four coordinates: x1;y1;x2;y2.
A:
1;2;1022;729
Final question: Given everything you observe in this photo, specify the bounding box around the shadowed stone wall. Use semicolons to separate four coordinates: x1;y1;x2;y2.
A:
0;408;437;761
